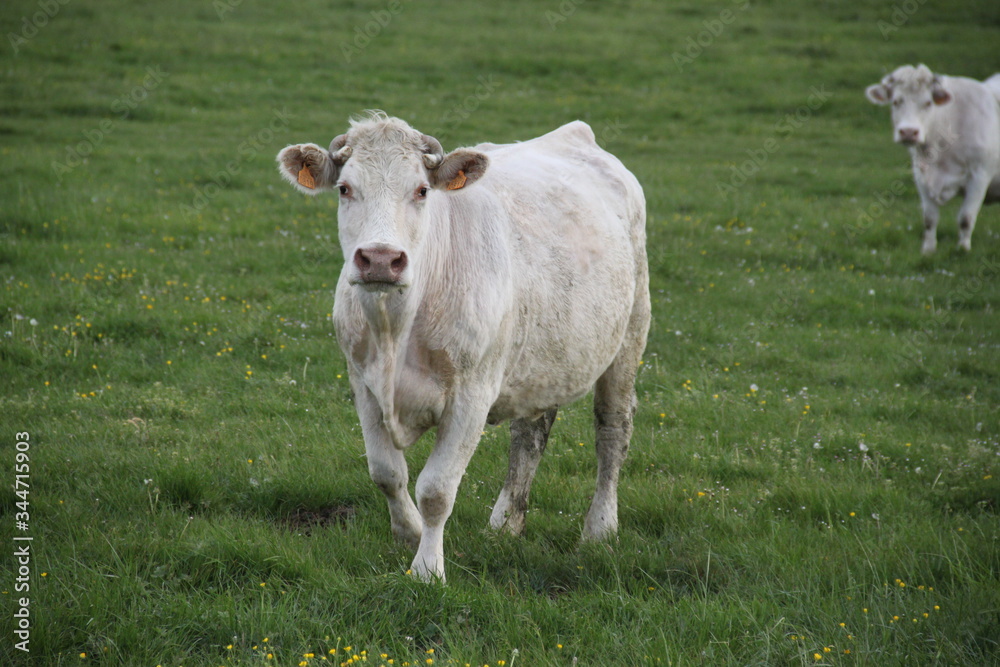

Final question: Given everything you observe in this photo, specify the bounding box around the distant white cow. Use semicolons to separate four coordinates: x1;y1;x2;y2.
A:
276;113;650;581
865;64;1000;254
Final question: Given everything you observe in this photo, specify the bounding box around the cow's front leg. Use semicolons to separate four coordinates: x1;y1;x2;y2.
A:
410;395;491;582
356;389;422;550
367;438;422;550
489;408;557;536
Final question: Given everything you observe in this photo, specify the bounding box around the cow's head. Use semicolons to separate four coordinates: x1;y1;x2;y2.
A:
865;64;952;146
277;113;488;292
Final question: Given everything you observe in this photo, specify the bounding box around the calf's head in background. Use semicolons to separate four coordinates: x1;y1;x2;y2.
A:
277;115;489;292
866;64;952;146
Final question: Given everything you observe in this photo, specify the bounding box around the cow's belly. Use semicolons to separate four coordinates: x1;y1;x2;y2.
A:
488;257;636;423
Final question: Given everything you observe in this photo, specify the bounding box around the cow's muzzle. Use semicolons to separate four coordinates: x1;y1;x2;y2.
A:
896;126;921;145
352;244;409;287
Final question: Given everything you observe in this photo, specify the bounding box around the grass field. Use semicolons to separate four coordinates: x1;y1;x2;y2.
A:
2;0;1000;665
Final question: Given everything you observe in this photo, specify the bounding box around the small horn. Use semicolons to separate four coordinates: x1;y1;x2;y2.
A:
329;134;351;164
420;133;444;169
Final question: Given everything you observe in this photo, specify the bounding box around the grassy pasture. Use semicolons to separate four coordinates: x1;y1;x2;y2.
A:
2;0;1000;665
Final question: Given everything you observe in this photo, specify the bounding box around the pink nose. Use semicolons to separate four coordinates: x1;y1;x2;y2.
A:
354;245;408;283
897;127;920;143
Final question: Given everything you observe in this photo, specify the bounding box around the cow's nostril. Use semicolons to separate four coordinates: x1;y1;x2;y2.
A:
354;248;372;270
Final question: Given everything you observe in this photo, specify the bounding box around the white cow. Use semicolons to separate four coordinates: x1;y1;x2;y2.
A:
276;113;650;581
865;64;1000;254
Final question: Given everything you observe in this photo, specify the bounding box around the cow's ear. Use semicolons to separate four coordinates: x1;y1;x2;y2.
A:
865;83;891;105
276;136;351;195
931;79;952;106
429;149;489;191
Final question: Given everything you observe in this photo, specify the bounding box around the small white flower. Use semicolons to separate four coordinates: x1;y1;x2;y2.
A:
859;442;869;452
750;383;759;392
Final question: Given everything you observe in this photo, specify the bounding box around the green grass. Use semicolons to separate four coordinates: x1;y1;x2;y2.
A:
2;0;1000;665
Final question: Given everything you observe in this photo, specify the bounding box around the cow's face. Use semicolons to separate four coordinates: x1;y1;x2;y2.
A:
277;116;488;294
866;64;952;146
336;146;433;292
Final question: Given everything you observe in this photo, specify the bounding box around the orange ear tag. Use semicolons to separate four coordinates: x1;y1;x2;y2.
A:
297;165;316;189
445;170;467;191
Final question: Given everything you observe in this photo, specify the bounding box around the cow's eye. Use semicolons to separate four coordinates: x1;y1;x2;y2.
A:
338;184;351;197
892;97;903;107
416;186;429;200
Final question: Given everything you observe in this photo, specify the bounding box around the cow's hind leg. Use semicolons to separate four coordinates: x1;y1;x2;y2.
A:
584;284;650;541
956;171;991;252
583;366;637;541
489;408;557;536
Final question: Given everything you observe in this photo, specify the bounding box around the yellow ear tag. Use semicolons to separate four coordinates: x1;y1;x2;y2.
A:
297;165;315;189
445;169;467;191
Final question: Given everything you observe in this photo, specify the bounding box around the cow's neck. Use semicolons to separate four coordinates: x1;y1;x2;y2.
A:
916;110;954;163
356;203;451;449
